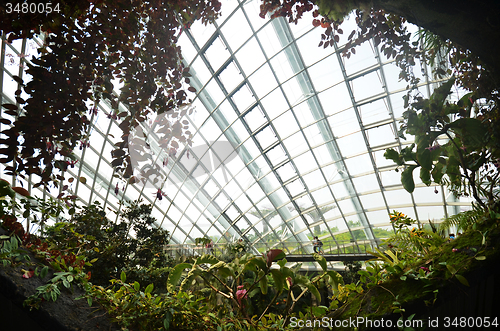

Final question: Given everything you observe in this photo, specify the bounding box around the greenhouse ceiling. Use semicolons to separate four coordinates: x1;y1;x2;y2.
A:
0;0;473;254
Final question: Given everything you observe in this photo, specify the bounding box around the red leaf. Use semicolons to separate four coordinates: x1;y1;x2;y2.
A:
2;104;18;111
12;75;23;85
4;110;17;116
348;30;356;40
265;249;285;267
12;186;30;197
187;86;197;93
22;269;34;279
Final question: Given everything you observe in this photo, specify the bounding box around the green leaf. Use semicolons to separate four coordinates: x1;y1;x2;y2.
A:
207;260;226;272
307;282;321;302
270;269;284;294
120;270;126;283
167;263;192;292
420;165;431;185
312;253;327;272
448;118;486;148
145;283;154;294
416;141;432;170
475;256;486;261
40;266;49;279
87;296;92;306
164;310;173;330
431;163;444;183
430;77;455;107
384;148;403;165
455;274;469;287
180;267;202;292
194;254;219;266
326;270;344;293
446;264;457;275
258;270;268;295
244;257;267;273
133;281;140;291
401;165;417;193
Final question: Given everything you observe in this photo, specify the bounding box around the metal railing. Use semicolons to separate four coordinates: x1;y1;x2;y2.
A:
164;239;383;259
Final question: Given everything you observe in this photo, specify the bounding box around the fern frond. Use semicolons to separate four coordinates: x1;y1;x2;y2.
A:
439;207;486;233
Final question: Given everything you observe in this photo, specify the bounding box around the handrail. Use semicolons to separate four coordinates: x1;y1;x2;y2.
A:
164;239;384;258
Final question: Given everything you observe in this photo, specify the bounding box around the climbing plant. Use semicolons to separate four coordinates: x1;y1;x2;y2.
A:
384;78;499;209
0;0;222;191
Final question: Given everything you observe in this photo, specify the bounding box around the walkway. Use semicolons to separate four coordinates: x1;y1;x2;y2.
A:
164;239;379;262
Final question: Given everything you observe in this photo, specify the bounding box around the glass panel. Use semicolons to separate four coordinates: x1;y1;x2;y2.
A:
311;187;334;205
350;70;385;101
366;123;396;148
205;35;230;71
344;153;373;176
296;29;334;66
260;89;290;120
232;84;255;111
294;151;317;174
276;162;296;182
218;61;242;93
281;133;307;159
189;20;216;48
308;54;343;92
243;0;267;31
273;110;300;138
220;9;253;51
302;169;324;191
344;41;378;76
244;105;267;132
337;132;368;157
255;126;278;150
266;144;288;167
270;49;295;83
286;179;305;197
359;192;386;210
385;189;413;207
205;79;226;107
235;37;266;76
179;31;199;64
328;107;359;137
293;101;316;128
191;56;212;86
313;144;334;166
359;98;391;125
248;63;278;99
352;174;379;194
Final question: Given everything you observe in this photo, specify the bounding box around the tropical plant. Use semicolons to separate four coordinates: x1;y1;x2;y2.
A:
166;249;343;327
438;204;488;234
42;200;172;289
384;78;499;209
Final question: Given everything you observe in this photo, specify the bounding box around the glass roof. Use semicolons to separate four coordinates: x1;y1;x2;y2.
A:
0;0;474;255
